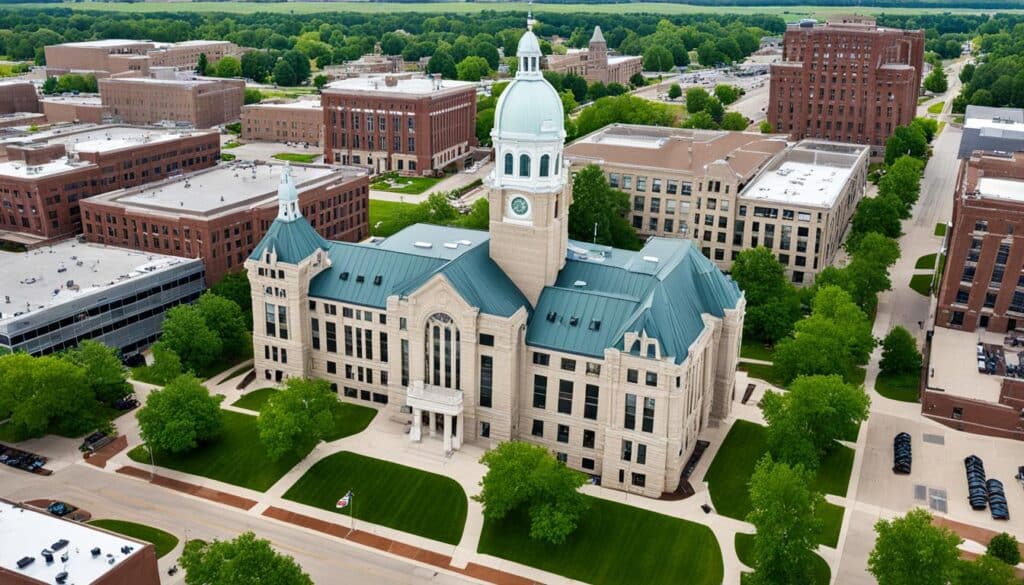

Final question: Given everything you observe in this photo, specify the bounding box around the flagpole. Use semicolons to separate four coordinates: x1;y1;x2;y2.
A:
350;491;355;533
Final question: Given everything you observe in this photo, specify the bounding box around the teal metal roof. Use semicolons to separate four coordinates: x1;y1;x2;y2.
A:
525;238;742;364
249;217;328;264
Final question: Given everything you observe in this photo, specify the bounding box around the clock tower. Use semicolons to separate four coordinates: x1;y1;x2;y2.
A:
486;18;570;306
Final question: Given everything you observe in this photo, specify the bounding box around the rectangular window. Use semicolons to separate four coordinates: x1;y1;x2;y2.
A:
626;369;638;384
557;424;569;443
264;302;276;337
481;422;490;438
582;457;595;470
583;429;595;449
558;379;574;415
479;355;493;408
344;325;353;356
642;397;655;433
278;306;289;340
631;473;646;487
532;352;550;366
561;358;576;371
380;332;388;363
586;362;601;376
327;361;336;374
645;371;658;387
624;394;636;429
584;384;599;420
325;322;337;353
531;419;544;437
479;333;495;346
533;375;548;409
311;318;320;350
621;439;633;461
401;339;410;386
637;443;647;465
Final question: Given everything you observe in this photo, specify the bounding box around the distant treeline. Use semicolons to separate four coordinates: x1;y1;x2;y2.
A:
515;0;1024;6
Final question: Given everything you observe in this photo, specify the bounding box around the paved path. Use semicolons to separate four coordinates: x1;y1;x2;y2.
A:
370;163;493;204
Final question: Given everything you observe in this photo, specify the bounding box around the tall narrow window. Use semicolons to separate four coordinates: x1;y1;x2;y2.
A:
401;339;409;386
539;154;550;177
277;306;288;340
264;303;276;337
624;393;636;430
642;397;656;433
558;380;574;415
479;355;493;408
325;322;337;353
584;384;599;420
311;318;320;350
504;153;513;175
344;325;353;356
533;375;548;409
380;332;388;363
519;154;530;177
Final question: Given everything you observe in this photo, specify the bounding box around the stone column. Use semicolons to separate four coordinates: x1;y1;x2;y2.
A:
429;411;437;438
411;407;422;442
454;414;463;450
443;413;452;452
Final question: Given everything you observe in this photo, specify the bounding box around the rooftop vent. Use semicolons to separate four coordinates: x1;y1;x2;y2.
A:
458;239;472;246
41;550;53;564
569;316;579;327
373;275;382;286
444;242;458;249
16;556;34;569
355;275;365;283
91;547;101;557
573;280;587;287
56;572;68;584
589;320;601;331
413;241;433;249
51;540;68;552
642;255;660;263
546;311;557;322
340;271;349;280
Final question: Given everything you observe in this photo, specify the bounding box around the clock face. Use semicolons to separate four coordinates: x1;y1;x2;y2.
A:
510;196;530;217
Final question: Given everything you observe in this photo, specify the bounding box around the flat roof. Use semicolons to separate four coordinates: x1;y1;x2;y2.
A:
245;100;322;110
324;75;474;96
1;125;211;154
0;112;45;122
0;240;197;323
0;157;91;179
929;327;1003;403
95;161;360;218
52;39;152;49
100;76;231;87
0;500;148;584
0;79;33;87
40;95;103;106
977;177;1024;202
742;160;852;208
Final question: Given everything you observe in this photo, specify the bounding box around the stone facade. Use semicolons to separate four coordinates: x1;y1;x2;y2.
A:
99;77;245;128
768;17;924;157
545;27;643;86
242;101;324;146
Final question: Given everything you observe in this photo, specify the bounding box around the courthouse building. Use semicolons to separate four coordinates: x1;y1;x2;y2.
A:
246;25;744;498
545;26;643;86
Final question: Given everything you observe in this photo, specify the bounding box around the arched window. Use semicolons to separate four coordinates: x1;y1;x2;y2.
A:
519;154;530;177
539;154;550;177
504;153;513;175
424;313;461;390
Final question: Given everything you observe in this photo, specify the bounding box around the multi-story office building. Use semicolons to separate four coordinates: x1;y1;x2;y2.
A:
241;100;323;146
545;26;643;86
45;39;243;77
0;239;204;357
99;77;245;128
768;16;924;157
321;74;477;175
0;126;219;241
81;161;368;283
147;40;244;69
245;27;744;498
958;105;1024;159
937;151;1024;333
39;96;110;125
0;80;40;114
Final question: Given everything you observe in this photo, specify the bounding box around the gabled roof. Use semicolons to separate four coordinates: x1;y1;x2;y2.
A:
249;216;328;264
525;238;741;363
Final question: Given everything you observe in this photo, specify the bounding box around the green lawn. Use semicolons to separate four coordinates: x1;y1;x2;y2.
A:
875;371;921;402
133;343;254;385
736;533;831;585
223;140;241;149
231;387;278;412
909;273;933;296
927;101;945;115
284;451;467;545
935;223;947;236
915;253;938;269
740;339;774;362
369;172;442;195
738;362;788;388
703;420;850;547
89;519;179;558
369;199;416;237
220;153;236;162
272;152;319;164
219;363;253;384
479;496;723;585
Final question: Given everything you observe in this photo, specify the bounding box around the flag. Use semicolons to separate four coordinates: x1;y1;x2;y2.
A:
336;490;353;509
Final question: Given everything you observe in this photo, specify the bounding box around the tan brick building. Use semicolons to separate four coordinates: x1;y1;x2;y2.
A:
242;100;323;146
768;17;924;157
0;113;46;130
39;96;110;124
545;27;643;86
82;161;369;283
245;27;744;498
99;76;245;128
0;126;219;241
147;40;244;69
45;39;242;77
0;80;40;114
322;74;477;175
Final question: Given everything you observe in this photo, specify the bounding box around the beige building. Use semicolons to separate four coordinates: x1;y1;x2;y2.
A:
0;80;40;114
566;125;867;283
45;39;243;77
99;76;245;128
545;26;643;86
245;26;744;498
148;40;244;69
40;96;110;124
242;100;323;146
322;44;404;80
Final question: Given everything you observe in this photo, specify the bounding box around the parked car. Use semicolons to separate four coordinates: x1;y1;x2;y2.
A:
79;432;112;453
47;502;76;517
113;395;139;411
893;432;912;474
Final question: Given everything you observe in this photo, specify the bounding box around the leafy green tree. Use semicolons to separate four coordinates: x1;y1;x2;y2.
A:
476;107;495;146
986;533;1021;566
196;52;209;75
181;532;312;585
954;555;1019;585
456;55;490;81
960;63;976;84
629;72;646;88
667;83;682;100
457;197;489;230
714;84;741;105
878;155;924;211
160;304;223;374
282;50;311;84
258;378;336;460
62;340;130;405
851;194;903;246
137;374;223;454
214;56;241;78
746;456;823;585
313;74;328;90
761;375;869;469
195;293;248;359
569;165;641;250
880;327;922;376
560;90;578;114
924;66;948;93
731;247;801;344
721;111;748;131
606;83;628;96
42;76;57;94
842;231;901;312
760;120;773;133
885;124;928;165
147;342;184;385
210;270;253;329
0;353;96;440
911;117;940;143
705;96;725;124
685;86;710;114
427;47;457;79
243;88;262;105
562;73;588;103
241;50;275;83
869;509;961;585
683;111;718;130
643;45;674;72
970;89;994;107
272;60;297;87
475;441;588;545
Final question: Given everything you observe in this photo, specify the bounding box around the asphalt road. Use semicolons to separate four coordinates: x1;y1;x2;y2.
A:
0;464;476;585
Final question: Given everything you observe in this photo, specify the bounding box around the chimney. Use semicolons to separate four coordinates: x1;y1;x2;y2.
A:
384;75;398;87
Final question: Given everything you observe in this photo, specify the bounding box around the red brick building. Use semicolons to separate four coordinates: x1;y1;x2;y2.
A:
322;74;477;175
768;16;924;157
0;80;40;114
0;126;219;241
937;151;1024;333
99;77;245;128
80;161;369;282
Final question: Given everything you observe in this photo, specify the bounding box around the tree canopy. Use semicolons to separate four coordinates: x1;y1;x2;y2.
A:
880;327;922;376
62;340;131;405
869;509;962;585
731;247;801;344
137;374;223;454
0;353;98;440
258;378;336;460
181;532;313;585
569;164;641;251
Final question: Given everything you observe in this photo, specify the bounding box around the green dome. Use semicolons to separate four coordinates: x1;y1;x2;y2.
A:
493;78;565;139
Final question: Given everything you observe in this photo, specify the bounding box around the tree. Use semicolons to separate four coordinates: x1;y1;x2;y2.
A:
282;50;311;84
885;124;928;165
62;340;130;405
924;66;948;93
313;74;328;90
160;304;223;373
878;155;924;211
667;83;682;100
258;378;336;460
137;374;223;454
42;76;57;94
456;55;490;81
911;117;940;144
196;52;209;75
970;89;994;107
195;293;248;359
705;96;725;124
241;50;275;83
721;112;748;131
475;441;588;545
180;532;313;585
457;197;489;230
731;247;801;344
760;120;773;133
746;456;823;585
214;56;241;78
682;111;718;130
761;375;870;469
476;107;495;146
243;88;262;105
955;555;1019;585
569;165;641;250
272;60;297;87
960;63;976;84
987;533;1021;566
843;231;902;312
685;86;710;114
147;342;184;385
559;90;578;114
869;509;961;585
629;72;646;88
427;47;457;80
714;84;741;105
880;327;922;376
210;270;253;329
643;45;674;72
0;353;96;441
851;194;903;245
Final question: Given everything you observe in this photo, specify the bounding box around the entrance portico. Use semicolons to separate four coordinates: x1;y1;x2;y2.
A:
407;379;464;452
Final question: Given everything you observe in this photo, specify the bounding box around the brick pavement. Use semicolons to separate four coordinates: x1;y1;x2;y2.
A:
116;465;258;511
